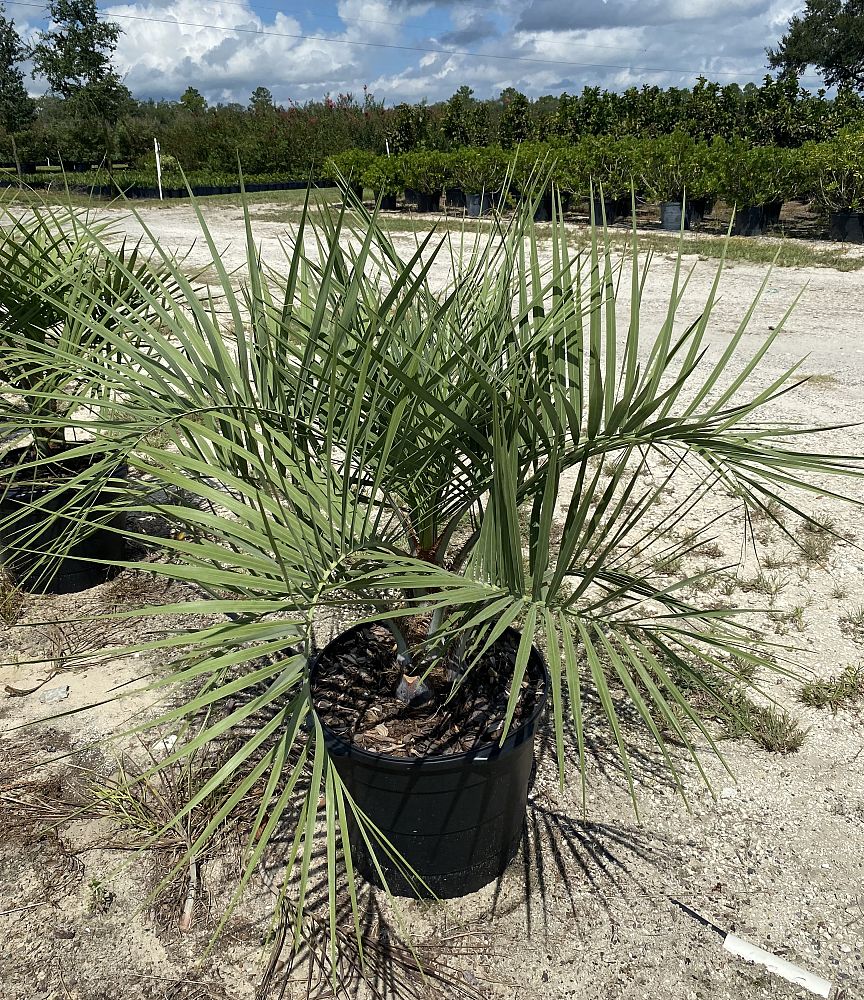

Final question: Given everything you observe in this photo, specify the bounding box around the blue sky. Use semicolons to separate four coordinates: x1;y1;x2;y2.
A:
11;0;823;106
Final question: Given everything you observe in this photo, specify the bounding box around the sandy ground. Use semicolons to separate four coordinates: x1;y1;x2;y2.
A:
2;201;864;1000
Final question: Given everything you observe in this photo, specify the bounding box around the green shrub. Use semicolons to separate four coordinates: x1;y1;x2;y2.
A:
804;129;864;212
640;131;716;202
398;149;451;194
558;136;640;199
324;148;376;185
449;145;509;192
361;155;404;197
714;138;806;207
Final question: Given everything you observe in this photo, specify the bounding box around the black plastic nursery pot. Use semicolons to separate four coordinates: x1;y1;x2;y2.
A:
659;201;690;231
313;623;548;899
829;210;864;243
763;200;783;226
590;196;619;225
380;193;398;211
466;191;494;218
688;197;713;225
532;191;555;222
445;186;466;209
0;447;127;594
414;190;440;213
733;205;765;237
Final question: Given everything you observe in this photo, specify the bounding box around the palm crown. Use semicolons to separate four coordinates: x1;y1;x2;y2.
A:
6;183;861;950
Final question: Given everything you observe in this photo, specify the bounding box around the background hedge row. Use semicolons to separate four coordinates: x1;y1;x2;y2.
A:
8;127;864;217
335;130;864;213
6;75;864;182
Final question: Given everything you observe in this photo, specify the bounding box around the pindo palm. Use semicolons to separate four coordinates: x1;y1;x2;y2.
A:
12;179;860;960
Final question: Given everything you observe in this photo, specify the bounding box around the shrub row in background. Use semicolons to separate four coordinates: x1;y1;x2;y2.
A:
0;167;329;198
326;128;864;223
4;75;864;188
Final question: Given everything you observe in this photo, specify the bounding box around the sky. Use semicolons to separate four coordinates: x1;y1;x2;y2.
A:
10;0;823;107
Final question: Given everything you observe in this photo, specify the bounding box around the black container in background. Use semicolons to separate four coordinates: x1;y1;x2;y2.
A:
829;210;864;243
379;194;398;210
314;624;548;898
0;447;126;594
445;186;466;209
763;200;783;226
532;191;555;222
466;191;493;218
590;196;619;225
660;201;690;231
733;205;765;237
413;190;440;213
688;197;714;225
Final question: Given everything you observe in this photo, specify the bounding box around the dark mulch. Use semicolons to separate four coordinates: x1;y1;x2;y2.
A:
311;623;545;758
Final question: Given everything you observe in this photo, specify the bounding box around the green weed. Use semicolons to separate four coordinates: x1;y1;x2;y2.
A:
799;665;864;711
746;705;809;754
839;605;864;638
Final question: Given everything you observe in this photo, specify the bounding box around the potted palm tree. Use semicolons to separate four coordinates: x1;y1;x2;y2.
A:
0;198;172;592
23;181;862;939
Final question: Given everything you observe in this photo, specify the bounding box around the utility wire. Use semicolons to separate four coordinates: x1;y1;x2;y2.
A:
6;0;762;77
131;0;653;53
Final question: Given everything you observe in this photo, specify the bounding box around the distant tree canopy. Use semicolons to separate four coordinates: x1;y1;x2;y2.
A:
2;47;864;176
768;0;864;90
29;0;131;157
0;3;34;134
249;86;274;114
180;86;207;115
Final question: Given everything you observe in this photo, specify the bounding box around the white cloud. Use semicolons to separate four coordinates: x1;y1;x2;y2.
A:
108;0;364;101
97;0;819;105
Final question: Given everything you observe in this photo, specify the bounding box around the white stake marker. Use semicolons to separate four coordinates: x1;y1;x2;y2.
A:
723;933;832;998
154;137;163;201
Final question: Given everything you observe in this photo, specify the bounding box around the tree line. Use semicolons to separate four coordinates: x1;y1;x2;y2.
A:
2;0;864;176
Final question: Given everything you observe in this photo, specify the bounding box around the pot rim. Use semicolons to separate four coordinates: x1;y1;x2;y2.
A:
311;621;549;767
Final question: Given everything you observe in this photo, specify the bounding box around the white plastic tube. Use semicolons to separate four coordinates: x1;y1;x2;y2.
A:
723;934;832;998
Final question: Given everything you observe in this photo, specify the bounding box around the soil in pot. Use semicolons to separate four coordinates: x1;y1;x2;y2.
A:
312;622;547;897
0;446;127;594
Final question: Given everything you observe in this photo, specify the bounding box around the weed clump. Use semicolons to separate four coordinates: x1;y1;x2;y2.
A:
799;665;864;711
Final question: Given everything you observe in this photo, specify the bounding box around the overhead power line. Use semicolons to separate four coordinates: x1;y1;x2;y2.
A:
5;0;763;77
145;0;652;53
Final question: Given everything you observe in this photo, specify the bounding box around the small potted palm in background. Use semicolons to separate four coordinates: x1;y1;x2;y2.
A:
7;178;862;948
0;198;171;593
